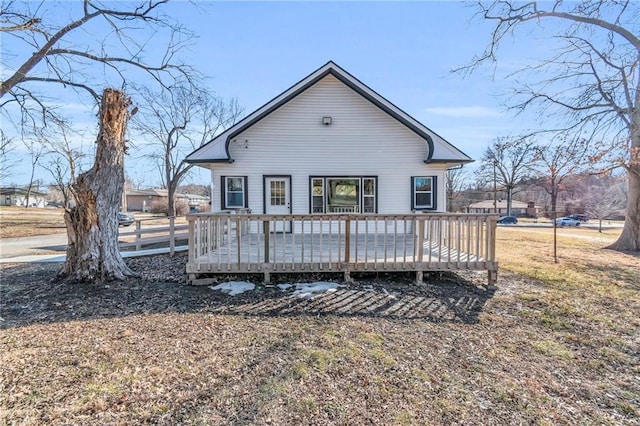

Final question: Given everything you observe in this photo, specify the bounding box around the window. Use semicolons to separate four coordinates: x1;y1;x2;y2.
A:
310;176;376;213
270;180;285;206
221;176;247;209
311;178;324;213
412;176;437;210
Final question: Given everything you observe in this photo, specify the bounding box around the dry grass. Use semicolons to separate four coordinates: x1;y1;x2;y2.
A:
1;224;639;424
0;206;66;238
0;206;186;240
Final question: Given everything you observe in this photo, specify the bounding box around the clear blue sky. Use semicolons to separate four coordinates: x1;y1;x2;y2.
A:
3;1;556;188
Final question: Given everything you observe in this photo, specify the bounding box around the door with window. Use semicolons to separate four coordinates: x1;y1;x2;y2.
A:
264;176;291;232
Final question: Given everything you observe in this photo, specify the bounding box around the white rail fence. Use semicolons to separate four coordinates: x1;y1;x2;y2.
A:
118;217;188;255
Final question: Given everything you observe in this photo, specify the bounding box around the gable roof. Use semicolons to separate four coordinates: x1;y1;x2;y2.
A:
185;61;473;165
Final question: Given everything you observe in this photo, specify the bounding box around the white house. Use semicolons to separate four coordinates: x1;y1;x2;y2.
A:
468;200;538;217
0;187;47;207
185;61;472;218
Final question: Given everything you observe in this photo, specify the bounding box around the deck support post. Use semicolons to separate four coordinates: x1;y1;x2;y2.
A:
416;270;423;285
264;271;271;284
488;269;497;285
344;269;352;283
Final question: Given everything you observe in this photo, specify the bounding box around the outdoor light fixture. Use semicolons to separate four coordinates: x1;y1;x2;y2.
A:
322;116;332;125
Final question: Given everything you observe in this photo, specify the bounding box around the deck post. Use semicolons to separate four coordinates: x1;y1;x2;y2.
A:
187;216;195;265
416;218;425;262
416;270;423;285
344;218;351;263
236;217;241;266
263;220;270;263
169;216;175;256
135;220;142;251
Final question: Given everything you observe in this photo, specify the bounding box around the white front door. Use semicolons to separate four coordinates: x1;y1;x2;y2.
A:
265;176;291;232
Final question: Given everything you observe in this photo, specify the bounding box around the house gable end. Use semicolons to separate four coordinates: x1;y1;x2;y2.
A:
185;61;472;165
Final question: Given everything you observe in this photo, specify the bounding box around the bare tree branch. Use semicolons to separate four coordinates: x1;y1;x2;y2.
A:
461;1;640;250
0;1;197;133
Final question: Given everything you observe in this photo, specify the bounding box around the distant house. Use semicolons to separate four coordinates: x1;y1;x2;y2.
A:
0;187;47;207
468;200;538;217
185;61;472;215
125;188;210;213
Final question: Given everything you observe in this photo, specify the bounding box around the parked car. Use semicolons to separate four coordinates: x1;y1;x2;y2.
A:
568;214;589;222
117;212;135;227
554;217;580;227
497;216;518;225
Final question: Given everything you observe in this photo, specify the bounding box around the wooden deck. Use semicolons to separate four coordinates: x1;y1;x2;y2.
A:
186;213;498;284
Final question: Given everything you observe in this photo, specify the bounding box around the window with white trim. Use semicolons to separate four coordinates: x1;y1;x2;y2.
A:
310;176;377;213
221;176;247;209
411;176;437;210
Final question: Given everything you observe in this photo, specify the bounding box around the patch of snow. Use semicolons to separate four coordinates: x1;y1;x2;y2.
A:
382;287;397;299
209;281;255;296
277;283;292;290
290;281;342;299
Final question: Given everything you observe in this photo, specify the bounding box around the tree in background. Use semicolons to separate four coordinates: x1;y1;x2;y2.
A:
478;137;536;216
584;178;628;232
42;127;88;208
21;132;46;207
466;0;640;251
0;130;15;182
533;137;591;216
446;167;470;212
132;82;242;217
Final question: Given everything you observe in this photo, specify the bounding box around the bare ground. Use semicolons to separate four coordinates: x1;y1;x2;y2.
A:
1;249;638;425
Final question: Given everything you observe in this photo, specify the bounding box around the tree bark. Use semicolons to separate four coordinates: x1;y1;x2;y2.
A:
607;160;640;251
58;88;138;282
608;107;640;251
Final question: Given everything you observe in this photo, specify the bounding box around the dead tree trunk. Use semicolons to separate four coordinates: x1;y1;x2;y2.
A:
59;88;137;282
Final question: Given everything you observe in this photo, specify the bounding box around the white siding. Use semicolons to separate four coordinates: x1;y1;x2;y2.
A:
210;74;448;214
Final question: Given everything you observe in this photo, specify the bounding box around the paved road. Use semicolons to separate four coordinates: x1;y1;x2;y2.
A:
0;232;68;259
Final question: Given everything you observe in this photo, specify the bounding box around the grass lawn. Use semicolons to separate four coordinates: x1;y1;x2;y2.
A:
1;222;639;424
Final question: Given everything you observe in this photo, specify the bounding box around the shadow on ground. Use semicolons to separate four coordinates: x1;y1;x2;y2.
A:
0;261;495;329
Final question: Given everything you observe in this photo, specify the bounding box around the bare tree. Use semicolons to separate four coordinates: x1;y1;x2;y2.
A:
132;83;243;217
446;167;470;212
42;128;87;208
59;89;136;282
21;133;46;207
1;0;194;131
533;136;591;216
584;179;628;232
464;0;640;251
478;136;536;216
0;130;15;181
1;1;199;281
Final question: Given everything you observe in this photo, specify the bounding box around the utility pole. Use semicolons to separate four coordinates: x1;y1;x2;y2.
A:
493;160;497;214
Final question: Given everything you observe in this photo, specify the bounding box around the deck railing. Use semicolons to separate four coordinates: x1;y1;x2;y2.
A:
186;213;498;284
